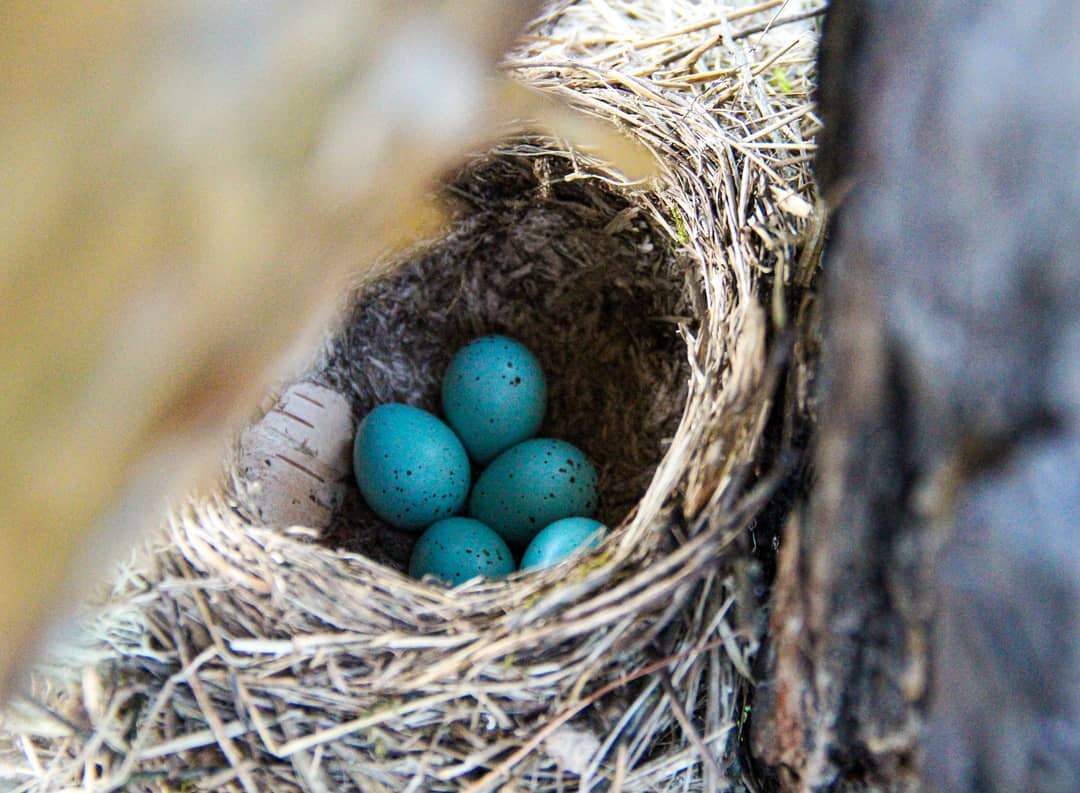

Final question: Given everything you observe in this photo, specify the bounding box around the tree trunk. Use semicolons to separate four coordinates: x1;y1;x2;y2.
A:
750;2;1080;791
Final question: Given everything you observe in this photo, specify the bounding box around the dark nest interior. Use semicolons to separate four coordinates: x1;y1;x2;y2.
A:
315;147;693;571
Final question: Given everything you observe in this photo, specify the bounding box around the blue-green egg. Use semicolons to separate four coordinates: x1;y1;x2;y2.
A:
353;403;470;530
469;438;599;546
409;517;515;585
442;335;546;464
520;517;606;571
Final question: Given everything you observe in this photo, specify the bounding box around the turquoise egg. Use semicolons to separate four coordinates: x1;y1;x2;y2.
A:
520;517;607;571
353;403;470;530
409;517;515;585
441;335;547;464
469;438;598;546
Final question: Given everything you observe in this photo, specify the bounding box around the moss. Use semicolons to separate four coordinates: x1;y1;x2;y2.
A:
569;548;616;581
671;204;690;245
770;66;794;93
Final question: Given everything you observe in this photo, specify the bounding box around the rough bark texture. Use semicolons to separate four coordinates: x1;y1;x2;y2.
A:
751;2;1080;791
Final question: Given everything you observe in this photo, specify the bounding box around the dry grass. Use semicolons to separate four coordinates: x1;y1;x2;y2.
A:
0;1;825;790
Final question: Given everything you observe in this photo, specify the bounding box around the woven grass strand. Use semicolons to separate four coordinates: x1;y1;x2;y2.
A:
0;1;824;791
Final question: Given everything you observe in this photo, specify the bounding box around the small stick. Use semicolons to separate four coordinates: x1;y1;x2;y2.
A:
462;635;729;793
659;670;729;788
631;1;786;49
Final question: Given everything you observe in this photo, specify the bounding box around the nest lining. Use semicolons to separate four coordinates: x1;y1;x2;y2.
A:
1;2;825;791
312;149;693;571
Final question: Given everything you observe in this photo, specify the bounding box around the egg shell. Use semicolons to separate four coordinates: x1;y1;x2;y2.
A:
442;335;547;464
409;517;515;586
469;438;599;546
520;517;606;571
236;383;354;530
353;403;470;530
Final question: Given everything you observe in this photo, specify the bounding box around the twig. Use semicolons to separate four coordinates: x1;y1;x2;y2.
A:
659;670;729;788
462;636;729;793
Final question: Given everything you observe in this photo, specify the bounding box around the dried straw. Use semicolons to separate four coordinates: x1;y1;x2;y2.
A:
1;1;824;791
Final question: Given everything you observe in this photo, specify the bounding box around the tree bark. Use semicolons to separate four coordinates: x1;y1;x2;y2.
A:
751;2;1080;791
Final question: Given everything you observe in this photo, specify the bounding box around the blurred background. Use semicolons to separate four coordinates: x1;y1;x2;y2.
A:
0;0;559;698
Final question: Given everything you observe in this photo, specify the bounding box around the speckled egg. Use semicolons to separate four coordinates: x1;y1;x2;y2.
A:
441;335;547;464
469;438;598;545
520;517;606;571
409;517;515;585
353;403;470;530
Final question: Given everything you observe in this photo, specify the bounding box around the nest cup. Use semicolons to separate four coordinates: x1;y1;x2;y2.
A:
1;3;824;791
314;149;693;570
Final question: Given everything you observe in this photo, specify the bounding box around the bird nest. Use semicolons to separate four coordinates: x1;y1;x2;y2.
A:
1;2;824;791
